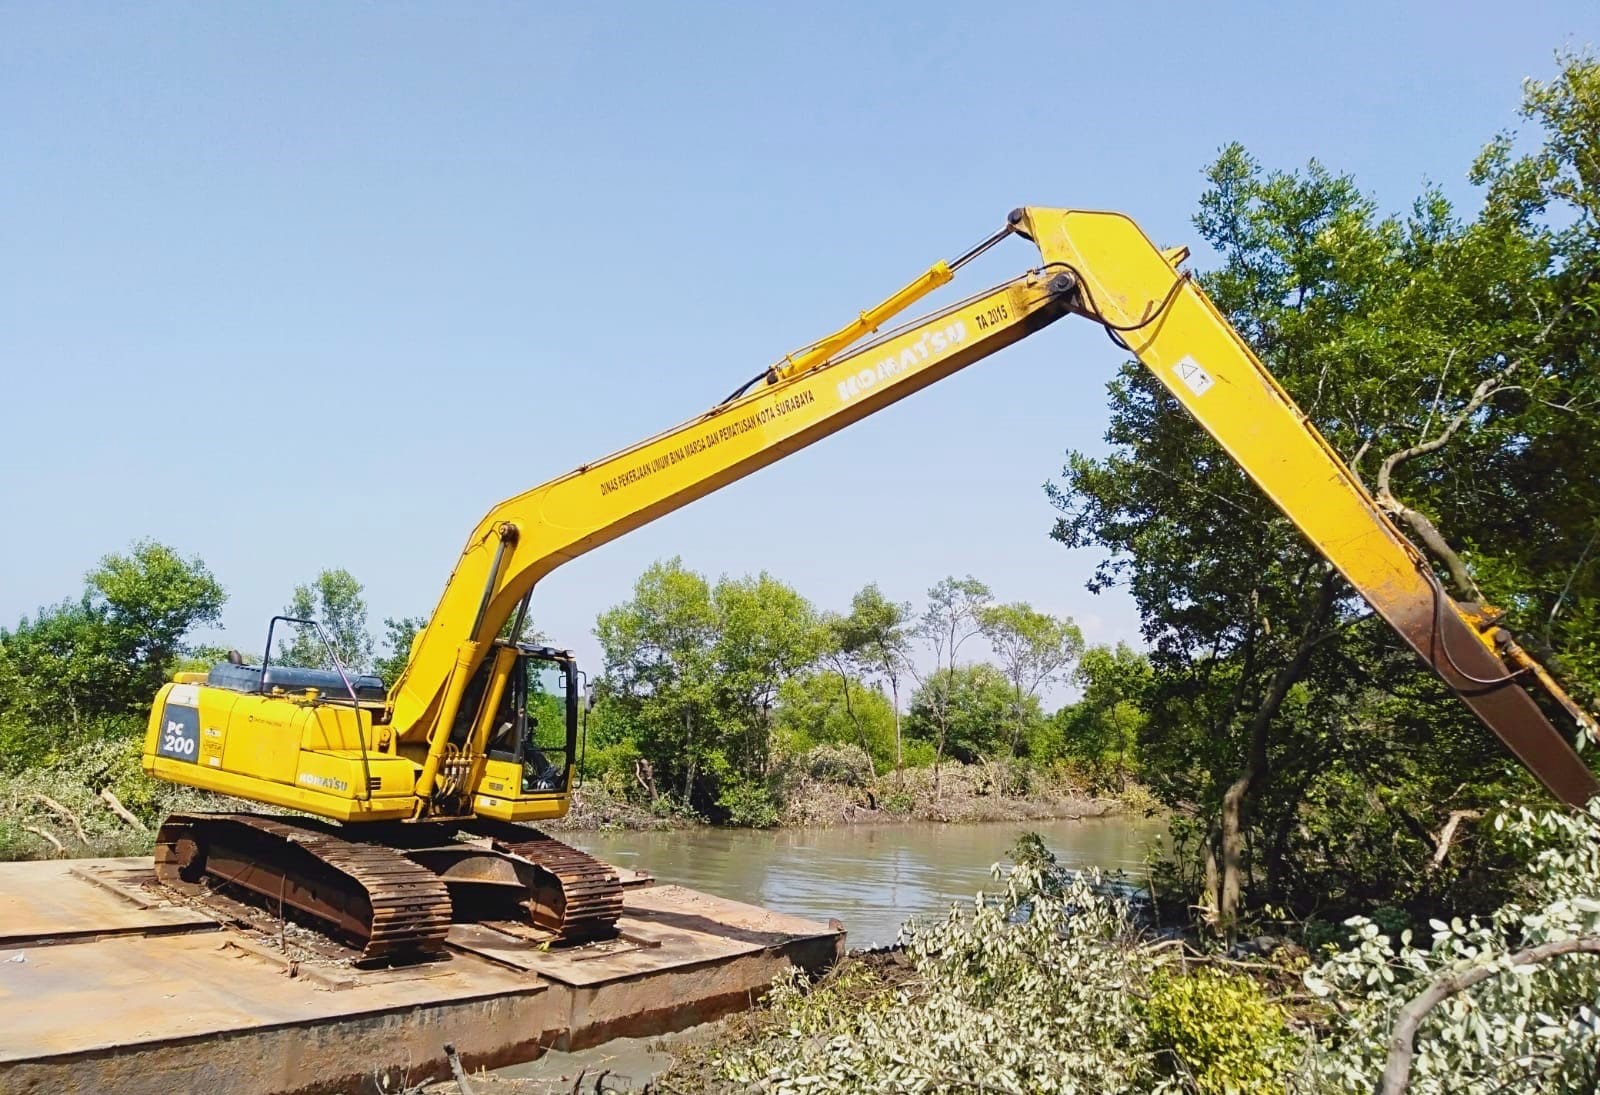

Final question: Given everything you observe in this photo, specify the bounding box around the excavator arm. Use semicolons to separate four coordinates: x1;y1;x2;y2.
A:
389;206;1597;810
1020;208;1597;807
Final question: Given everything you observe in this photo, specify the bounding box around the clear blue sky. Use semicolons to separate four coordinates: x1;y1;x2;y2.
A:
1;3;1593;692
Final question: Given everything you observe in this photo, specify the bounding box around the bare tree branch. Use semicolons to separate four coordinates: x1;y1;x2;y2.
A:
1374;309;1568;601
1377;936;1600;1095
32;794;89;846
1546;522;1600;646
1377;364;1521;601
444;1043;475;1095
23;826;65;855
1419;349;1457;443
1131;461;1253;516
99;788;146;831
1535;396;1600;414
1427;809;1482;871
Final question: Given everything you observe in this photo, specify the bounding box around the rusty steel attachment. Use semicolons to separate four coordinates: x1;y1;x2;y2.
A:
155;813;453;964
1387;584;1600;810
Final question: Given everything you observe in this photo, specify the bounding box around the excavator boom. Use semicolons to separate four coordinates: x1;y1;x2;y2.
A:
387;263;1078;768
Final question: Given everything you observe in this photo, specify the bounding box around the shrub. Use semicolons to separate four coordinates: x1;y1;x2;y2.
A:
993;757;1033;798
716;774;780;828
0;735;248;860
879;788;914;815
717;861;1159;1091
1010;830;1055;870
581;737;643;793
899;739;938;768
1141;968;1298;1094
1301;802;1600;1094
1368;903;1412;939
796;743;874;787
772;672;898;773
647;793;702;823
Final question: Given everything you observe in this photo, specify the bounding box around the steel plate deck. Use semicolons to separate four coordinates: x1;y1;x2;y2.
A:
0;860;213;946
0;857;843;1095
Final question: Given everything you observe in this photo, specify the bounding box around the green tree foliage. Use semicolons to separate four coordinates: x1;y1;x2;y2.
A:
594;558;718;808
1048;53;1600;929
912;576;992;788
592;566;1094;818
906;662;1039;765
817;601;897;777
833;583;913;772
84;541;227;696
373;614;427;687
594;558;821;818
772;670;898;773
1047;642;1151;788
1305;803;1600;1094
713;569;825;778
979;602;1083;757
0;541;224;765
1462;55;1600;696
276;568;374;673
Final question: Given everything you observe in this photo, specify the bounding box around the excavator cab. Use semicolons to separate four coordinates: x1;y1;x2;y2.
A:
470;644;581;822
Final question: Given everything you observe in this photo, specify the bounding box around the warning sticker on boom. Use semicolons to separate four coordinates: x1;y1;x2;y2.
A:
1172;355;1215;397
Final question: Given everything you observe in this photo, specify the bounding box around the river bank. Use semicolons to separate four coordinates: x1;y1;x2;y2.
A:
432;803;1600;1095
0;736;1150;862
548;761;1147;834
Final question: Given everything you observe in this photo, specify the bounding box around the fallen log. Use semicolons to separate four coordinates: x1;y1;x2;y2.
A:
99;787;147;831
23;825;64;856
33;794;89;845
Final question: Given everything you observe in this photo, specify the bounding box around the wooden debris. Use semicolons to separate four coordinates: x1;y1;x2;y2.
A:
444;1043;475;1095
23;826;64;856
33;794;89;845
98;788;147;831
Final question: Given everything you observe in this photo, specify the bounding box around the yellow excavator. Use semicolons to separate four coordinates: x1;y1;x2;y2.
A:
142;207;1600;963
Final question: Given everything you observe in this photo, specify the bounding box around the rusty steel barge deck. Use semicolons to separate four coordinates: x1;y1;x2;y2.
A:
0;857;843;1094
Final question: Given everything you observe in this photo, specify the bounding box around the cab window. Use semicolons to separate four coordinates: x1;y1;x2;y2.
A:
486;655;572;793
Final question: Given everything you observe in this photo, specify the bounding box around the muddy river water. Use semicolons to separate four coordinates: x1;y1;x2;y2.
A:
570;813;1165;949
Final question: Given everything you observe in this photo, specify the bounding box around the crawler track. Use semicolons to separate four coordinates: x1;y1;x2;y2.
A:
461;819;623;943
154;813;453;964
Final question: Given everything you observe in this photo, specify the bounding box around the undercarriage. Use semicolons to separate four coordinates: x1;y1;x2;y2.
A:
154;812;623;964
